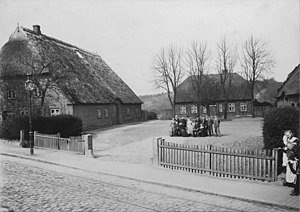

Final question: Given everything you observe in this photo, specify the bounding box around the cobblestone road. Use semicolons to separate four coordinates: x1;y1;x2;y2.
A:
0;155;296;212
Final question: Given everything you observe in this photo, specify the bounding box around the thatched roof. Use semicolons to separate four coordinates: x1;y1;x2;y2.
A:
0;25;142;105
176;73;251;103
275;64;300;98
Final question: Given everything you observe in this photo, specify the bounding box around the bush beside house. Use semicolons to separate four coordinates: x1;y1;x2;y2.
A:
263;107;299;149
0;115;82;140
263;107;299;174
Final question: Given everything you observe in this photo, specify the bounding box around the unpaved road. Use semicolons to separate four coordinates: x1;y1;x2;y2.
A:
88;118;264;165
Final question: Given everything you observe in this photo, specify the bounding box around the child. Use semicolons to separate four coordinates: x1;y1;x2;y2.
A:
282;130;298;169
169;118;176;137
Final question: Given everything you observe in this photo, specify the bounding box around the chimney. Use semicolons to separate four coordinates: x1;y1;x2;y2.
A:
33;25;41;34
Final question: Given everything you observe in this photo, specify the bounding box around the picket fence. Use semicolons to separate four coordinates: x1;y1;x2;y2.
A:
34;131;85;154
156;138;279;182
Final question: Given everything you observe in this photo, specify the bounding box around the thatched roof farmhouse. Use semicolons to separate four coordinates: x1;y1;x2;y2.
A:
275;64;300;108
0;25;143;129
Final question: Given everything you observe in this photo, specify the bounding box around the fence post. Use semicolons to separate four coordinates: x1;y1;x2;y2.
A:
152;138;159;166
83;134;94;158
57;133;60;150
274;148;279;181
157;138;162;167
33;131;37;147
209;145;212;173
19;130;24;147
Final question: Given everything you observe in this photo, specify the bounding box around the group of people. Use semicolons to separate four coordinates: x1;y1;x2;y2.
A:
281;130;299;196
170;115;221;137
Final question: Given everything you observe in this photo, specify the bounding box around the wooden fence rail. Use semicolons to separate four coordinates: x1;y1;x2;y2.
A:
156;138;279;182
34;131;85;154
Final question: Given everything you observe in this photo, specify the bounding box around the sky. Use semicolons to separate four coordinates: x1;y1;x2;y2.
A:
0;0;299;95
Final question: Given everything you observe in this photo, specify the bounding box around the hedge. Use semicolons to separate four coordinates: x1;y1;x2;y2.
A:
263;107;299;174
147;111;157;120
0;115;82;140
263;107;299;150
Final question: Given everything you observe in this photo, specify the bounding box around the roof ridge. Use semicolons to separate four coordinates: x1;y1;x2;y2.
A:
275;64;300;97
21;26;101;58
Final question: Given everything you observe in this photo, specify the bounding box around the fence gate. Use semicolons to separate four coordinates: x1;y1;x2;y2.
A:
34;132;85;154
156;138;279;182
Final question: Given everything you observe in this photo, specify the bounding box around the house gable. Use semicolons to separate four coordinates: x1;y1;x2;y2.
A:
276;64;300;98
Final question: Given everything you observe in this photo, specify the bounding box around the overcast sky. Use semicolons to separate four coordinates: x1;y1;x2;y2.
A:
0;0;299;95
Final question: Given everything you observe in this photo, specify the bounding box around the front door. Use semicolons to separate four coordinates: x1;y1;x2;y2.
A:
209;105;216;116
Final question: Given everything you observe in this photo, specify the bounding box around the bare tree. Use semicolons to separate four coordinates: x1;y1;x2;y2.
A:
216;38;237;119
12;40;63;115
186;41;210;115
200;75;221;116
152;45;185;117
241;35;275;117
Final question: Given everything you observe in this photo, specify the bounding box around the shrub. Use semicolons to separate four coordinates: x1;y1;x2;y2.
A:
263;107;299;150
263;107;299;174
147;111;157;120
0;115;82;140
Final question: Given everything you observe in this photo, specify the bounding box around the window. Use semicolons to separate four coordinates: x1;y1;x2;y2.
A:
7;89;16;100
50;109;61;116
203;106;207;114
19;107;28;116
126;108;130;116
179;105;186;114
33;88;42;98
104;109;109;117
228;103;235;112
191;105;197;114
97;109;102;119
240;103;247;111
219;104;223;113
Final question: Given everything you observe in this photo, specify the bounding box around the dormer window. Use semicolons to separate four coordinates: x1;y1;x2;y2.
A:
7;89;16;100
76;51;84;59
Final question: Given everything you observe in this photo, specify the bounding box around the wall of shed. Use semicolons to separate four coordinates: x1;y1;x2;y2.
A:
71;104;114;130
71;103;142;130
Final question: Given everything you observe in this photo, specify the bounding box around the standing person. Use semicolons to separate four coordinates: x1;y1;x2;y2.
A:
282;131;299;187
202;116;208;137
186;117;194;136
213;116;221;137
193;116;201;137
282;130;298;170
174;115;180;136
207;116;214;136
169;118;176;137
286;139;299;196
